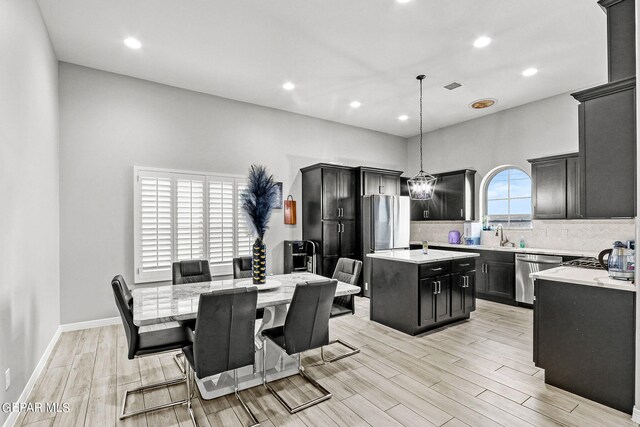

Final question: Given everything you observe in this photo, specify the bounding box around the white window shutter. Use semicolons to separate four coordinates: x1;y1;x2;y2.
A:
136;172;173;282
208;177;235;272
236;181;253;257
175;175;205;261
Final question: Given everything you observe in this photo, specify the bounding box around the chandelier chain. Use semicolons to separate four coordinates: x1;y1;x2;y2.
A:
419;77;423;172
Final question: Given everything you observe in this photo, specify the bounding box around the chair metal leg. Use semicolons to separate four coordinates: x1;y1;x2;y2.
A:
321;339;360;363
234;369;260;427
263;351;332;414
262;338;267;386
174;352;186;374
185;364;197;427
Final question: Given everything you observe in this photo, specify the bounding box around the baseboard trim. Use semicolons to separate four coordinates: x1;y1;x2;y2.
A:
59;316;120;332
631;406;640;423
2;327;61;427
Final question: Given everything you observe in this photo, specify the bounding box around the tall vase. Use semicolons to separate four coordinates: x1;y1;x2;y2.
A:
252;237;267;284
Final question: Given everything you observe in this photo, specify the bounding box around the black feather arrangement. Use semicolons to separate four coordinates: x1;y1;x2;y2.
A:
240;165;279;240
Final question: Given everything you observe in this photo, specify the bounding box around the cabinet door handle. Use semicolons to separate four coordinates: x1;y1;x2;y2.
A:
459;263;470;267
341;224;345;233
433;282;438;294
460;208;464;218
464;276;468;288
337;223;341;233
426;210;429;218
423;210;426;218
379;185;384;194
430;267;443;271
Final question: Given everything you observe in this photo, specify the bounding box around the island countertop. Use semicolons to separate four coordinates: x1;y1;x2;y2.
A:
367;249;479;264
530;266;636;292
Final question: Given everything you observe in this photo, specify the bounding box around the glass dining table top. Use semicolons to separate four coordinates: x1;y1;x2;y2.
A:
132;272;360;326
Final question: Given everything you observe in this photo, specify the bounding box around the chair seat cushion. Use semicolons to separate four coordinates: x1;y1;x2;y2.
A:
330;303;353;318
261;325;286;350
136;327;193;357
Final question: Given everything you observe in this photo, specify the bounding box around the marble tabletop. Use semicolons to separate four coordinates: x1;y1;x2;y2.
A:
132;272;361;326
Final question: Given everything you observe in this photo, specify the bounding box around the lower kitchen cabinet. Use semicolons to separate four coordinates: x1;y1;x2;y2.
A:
371;256;477;335
534;279;635;414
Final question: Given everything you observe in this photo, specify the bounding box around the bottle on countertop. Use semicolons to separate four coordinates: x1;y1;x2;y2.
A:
519;235;526;248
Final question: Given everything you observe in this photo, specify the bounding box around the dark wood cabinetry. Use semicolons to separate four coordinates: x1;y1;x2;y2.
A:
302;164;357;276
371;256;477;335
361;169;401;196
529;153;581;219
409;169;476;221
599;0;635;81
534;279;635;413
572;78;636;218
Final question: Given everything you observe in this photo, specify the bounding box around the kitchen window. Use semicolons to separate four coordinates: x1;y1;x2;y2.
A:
483;166;532;229
134;166;252;283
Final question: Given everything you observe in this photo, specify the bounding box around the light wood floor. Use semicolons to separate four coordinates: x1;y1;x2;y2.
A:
15;298;636;427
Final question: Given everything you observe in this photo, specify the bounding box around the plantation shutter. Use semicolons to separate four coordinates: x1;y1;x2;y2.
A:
175;175;205;261
208;177;235;273
136;172;173;282
236;181;253;257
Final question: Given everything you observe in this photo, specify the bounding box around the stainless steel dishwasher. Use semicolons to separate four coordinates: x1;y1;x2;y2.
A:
515;254;562;304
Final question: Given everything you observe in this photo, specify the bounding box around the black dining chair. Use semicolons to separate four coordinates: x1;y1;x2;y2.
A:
322;258;362;362
112;275;193;420
172;260;212;284
182;287;260;427
261;279;337;414
233;256;264;320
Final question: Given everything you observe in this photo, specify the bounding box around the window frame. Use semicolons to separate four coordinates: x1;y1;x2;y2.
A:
133;166;252;283
481;165;533;230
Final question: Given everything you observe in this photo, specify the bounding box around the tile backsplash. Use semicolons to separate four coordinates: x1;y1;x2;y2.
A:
410;219;635;255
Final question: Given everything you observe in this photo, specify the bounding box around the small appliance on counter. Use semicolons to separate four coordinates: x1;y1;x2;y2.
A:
283;240;318;274
598;241;635;281
463;221;481;245
448;230;461;244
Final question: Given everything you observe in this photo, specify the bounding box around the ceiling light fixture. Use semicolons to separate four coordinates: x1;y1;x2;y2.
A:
398;115;409;121
522;67;538;77
350;101;362;108
124;37;142;50
469;98;497;109
473;36;491;48
282;82;295;91
407;75;437;201
396;0;412;3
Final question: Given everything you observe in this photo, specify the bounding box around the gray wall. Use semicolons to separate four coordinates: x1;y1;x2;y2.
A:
0;0;60;423
406;93;580;217
58;63;407;324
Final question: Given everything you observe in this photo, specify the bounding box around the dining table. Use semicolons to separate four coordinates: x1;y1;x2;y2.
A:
132;272;360;400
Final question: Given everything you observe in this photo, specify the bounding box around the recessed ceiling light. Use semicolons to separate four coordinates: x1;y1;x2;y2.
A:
469;99;497;109
350;101;362;108
522;67;538;77
396;0;412;3
124;37;142;50
473;36;491;48
282;82;295;91
398;115;409;121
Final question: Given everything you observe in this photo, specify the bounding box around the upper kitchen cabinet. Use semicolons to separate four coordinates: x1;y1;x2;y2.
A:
572;78;636;218
408;169;476;221
309;165;356;220
599;0;635;81
529;153;581;219
356;167;402;196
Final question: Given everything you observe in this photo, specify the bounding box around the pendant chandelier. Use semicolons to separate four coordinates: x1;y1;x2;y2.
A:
407;75;437;201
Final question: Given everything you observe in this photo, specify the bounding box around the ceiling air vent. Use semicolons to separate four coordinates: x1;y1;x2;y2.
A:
444;82;462;90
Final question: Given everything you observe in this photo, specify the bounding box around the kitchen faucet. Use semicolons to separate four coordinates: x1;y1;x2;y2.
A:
495;224;514;247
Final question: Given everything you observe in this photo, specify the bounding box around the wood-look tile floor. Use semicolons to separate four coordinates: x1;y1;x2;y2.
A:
16;299;636;427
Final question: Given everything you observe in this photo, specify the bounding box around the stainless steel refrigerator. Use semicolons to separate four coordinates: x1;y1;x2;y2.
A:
362;195;410;297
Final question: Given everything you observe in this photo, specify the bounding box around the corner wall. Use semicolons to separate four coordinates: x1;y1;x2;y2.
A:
0;0;60;424
58;63;407;324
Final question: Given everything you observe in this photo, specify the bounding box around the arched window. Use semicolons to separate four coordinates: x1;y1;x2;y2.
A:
483;166;532;228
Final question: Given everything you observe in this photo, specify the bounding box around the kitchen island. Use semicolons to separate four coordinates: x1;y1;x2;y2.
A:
367;249;479;335
531;267;635;414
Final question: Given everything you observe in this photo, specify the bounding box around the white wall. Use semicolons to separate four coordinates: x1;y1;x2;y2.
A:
58;63;407;324
406;93;581;210
0;0;60;424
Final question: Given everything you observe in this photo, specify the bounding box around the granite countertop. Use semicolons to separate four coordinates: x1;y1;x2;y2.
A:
530;266;635;292
412;241;598;258
367;249;479;264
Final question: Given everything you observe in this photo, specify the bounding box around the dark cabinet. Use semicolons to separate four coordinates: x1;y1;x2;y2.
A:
409;169;475;221
599;0;635;81
484;261;515;300
419;277;437;327
302;164;357;276
451;271;476;318
363;171;400;196
572;78;636;218
529;153;581;219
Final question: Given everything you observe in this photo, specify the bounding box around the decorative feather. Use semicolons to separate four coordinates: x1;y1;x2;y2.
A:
240;165;279;240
